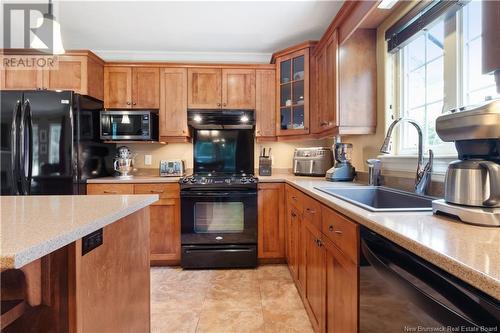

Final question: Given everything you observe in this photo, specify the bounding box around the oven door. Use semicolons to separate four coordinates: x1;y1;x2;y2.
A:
180;188;257;245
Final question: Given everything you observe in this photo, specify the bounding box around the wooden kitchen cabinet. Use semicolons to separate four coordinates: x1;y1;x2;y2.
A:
104;66;159;109
286;204;301;283
273;42;315;137
304;222;326;333
255;69;276;139
324;237;358;333
134;183;181;265
312;30;339;135
221;69;255;109
1;52;104;100
187;68;222;109
159;68;189;138
257;183;285;260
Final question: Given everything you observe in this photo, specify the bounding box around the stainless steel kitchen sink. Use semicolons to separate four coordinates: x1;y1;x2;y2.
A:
314;186;434;212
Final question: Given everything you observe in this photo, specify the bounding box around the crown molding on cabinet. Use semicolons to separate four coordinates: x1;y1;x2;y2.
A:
92;50;273;64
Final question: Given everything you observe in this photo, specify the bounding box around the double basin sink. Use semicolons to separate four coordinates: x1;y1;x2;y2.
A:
314;186;434;212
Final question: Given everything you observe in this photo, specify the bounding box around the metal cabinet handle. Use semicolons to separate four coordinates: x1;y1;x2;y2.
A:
291;196;297;201
150;189;164;193
291;212;297;218
103;190;117;194
328;225;334;232
305;208;316;214
335;230;343;235
320;121;328;126
223;103;227;107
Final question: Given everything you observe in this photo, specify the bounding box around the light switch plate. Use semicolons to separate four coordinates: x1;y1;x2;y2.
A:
144;155;152;166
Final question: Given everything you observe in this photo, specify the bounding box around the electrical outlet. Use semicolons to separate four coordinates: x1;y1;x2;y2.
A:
144;155;152;166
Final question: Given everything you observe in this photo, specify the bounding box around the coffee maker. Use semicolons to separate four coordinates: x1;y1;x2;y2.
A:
432;99;500;227
326;141;356;181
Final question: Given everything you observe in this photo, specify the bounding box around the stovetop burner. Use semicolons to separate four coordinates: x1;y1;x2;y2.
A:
179;173;258;188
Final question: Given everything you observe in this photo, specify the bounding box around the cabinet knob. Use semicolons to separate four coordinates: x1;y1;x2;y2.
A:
328;225;334;232
291;212;297;218
291;196;297;201
217;103;221;107
133;102;137;106
150;190;164;194
305;208;316;214
320;121;328;126
126;101;131;105
223;103;227;107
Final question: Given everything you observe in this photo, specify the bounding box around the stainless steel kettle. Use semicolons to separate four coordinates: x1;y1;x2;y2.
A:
444;160;500;207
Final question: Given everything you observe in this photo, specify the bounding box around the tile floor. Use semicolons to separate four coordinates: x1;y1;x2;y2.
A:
151;264;314;333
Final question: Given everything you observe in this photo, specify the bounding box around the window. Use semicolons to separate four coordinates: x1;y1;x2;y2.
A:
392;1;498;156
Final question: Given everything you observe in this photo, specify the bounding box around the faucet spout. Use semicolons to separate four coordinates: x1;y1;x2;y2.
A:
380;118;433;195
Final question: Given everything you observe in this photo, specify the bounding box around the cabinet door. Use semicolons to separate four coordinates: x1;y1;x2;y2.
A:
159;68;188;137
325;238;358;333
149;199;181;264
221;69;255;109
286;205;300;280
43;55;86;93
132;67;160;109
304;223;325;332
0;66;43;90
255;69;276;138
187;68;222;109
258;183;285;259
104;67;132;108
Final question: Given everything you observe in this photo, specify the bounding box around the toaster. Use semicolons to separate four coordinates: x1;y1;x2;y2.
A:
293;147;333;176
159;160;185;177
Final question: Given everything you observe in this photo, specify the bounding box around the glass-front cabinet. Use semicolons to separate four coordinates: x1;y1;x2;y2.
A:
274;43;314;136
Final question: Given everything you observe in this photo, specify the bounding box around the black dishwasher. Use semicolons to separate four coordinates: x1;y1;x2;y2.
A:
360;227;499;332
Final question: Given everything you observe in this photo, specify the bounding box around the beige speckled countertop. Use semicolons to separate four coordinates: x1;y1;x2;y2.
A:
86;172;500;299
0;194;158;270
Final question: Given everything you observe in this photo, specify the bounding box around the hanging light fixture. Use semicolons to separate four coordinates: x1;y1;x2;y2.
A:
30;0;65;54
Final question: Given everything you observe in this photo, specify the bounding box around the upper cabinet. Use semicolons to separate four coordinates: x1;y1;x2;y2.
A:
273;42;315;136
104;66;159;109
255;69;276;139
159;68;189;139
187;68;222;109
187;68;255;109
311;30;339;135
0;52;104;100
221;69;255;109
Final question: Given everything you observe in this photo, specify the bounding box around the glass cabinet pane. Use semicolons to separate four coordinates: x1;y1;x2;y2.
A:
280;84;292;107
292;56;305;81
292;81;304;105
292;106;305;129
280;108;292;130
280;59;292;84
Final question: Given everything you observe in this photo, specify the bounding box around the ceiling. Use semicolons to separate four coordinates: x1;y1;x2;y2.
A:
54;1;344;63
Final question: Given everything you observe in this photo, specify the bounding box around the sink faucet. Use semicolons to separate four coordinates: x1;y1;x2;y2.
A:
380;118;433;195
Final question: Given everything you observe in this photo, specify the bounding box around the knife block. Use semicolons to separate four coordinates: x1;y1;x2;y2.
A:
259;156;272;176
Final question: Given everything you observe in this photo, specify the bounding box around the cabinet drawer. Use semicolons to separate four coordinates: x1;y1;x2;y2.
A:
321;205;358;263
302;195;322;232
134;183;180;199
286;185;303;212
87;184;134;195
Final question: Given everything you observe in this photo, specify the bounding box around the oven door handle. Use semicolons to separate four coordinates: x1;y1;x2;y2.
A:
184;247;255;254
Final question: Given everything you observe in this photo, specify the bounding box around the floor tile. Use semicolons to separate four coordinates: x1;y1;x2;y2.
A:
259;279;304;311
256;264;293;281
263;308;314;333
151;308;199;333
196;310;265;333
151;281;207;312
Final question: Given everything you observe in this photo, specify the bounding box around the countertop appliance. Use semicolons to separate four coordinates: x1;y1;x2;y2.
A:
113;146;135;179
360;227;500;332
180;110;257;269
159;160;185;177
259;147;272;176
325;142;356;181
100;110;158;141
433;99;500;226
293;147;333;176
1;91;115;195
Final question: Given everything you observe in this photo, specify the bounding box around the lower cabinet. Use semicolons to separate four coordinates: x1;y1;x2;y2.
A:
324;237;358;333
257;183;286;260
285;184;359;333
87;183;181;266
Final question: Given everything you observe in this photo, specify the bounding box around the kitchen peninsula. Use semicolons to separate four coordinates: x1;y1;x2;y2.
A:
0;194;157;332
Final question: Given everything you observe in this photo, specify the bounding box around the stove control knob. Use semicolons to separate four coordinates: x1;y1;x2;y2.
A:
225;178;231;184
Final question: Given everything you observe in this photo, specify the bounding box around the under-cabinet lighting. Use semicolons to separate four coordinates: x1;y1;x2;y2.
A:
378;0;398;10
241;115;249;123
193;115;202;122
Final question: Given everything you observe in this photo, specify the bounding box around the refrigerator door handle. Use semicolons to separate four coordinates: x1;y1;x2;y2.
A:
11;100;21;194
25;100;33;190
19;99;32;195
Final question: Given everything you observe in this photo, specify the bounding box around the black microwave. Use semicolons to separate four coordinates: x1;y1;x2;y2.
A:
100;111;158;141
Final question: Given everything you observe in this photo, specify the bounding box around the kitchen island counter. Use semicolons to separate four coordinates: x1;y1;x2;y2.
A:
0;194;158;270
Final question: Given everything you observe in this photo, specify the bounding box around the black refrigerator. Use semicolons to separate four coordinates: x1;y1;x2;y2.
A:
1;90;115;195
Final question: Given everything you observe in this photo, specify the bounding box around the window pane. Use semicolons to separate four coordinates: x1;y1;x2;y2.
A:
407;35;426;71
426;57;444;103
408;67;425;108
426;102;444;147
426;20;444;61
